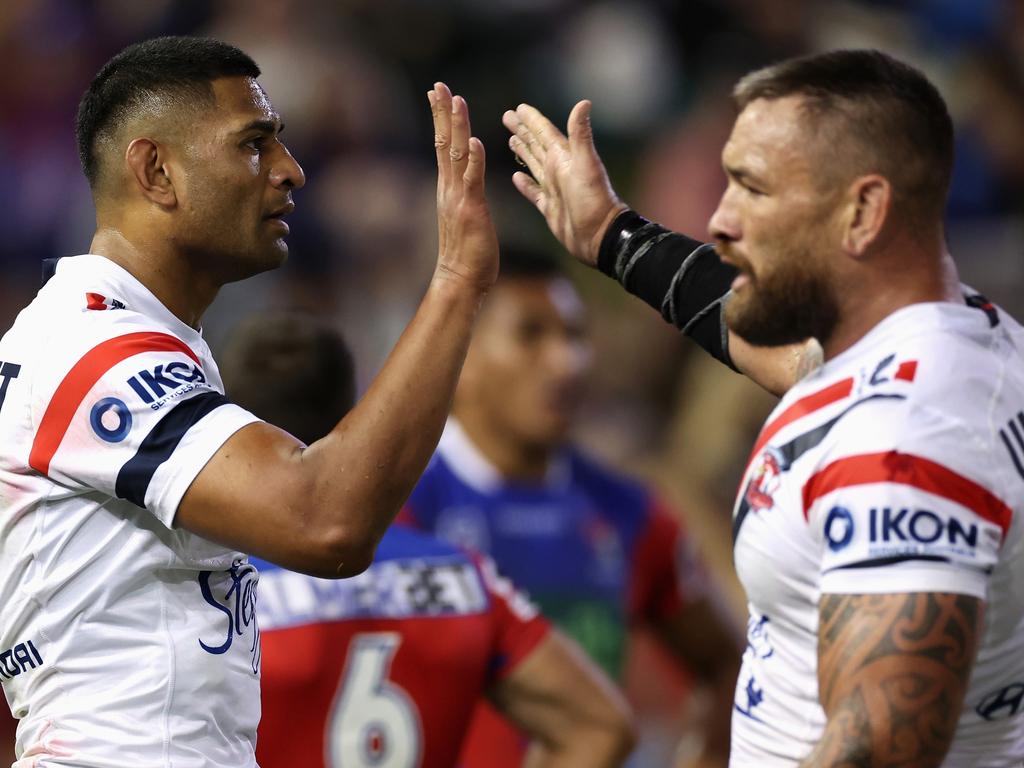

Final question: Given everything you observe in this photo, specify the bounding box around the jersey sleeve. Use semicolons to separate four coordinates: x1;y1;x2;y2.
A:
805;396;1009;599
627;498;710;626
29;323;259;528
474;554;550;684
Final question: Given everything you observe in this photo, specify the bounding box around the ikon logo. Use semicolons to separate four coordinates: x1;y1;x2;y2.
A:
127;361;206;403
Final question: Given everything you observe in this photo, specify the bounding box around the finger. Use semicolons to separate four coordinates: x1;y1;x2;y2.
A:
508;134;545;186
431;82;453;181
450;94;471;182
515;103;568;155
504;108;547;171
567;99;601;163
463;137;486;197
511;170;545;212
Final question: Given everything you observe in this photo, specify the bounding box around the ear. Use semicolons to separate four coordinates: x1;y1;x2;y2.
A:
125;138;178;209
840;174;891;258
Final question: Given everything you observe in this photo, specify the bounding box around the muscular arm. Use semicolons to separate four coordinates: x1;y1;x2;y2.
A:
178;84;499;578
491;631;635;768
801;592;982;767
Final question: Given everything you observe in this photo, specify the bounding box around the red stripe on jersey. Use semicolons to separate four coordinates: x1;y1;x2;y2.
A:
29;332;201;476
747;377;855;470
895;360;918;382
802;451;1011;538
86;293;108;311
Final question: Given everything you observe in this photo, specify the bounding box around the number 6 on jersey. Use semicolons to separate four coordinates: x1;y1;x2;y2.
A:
327;633;423;767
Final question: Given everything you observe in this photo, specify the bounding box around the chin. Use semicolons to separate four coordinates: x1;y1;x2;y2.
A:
229;243;289;283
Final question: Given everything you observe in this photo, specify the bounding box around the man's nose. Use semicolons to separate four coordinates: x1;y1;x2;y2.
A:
708;191;739;244
271;145;306;190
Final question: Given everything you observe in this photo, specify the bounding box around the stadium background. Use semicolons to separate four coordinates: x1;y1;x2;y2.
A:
1;0;1022;764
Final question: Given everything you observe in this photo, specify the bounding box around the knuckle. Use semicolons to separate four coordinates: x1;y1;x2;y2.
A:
434;135;449;149
449;147;466;161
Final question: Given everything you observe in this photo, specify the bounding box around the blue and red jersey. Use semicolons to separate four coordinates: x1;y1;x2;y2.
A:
401;420;705;766
253;525;548;768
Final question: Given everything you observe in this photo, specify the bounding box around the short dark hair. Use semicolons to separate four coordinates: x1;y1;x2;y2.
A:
220;312;356;446
75;36;260;187
734;49;954;219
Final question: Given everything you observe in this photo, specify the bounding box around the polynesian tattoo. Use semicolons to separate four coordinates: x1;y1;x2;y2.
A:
800;592;981;768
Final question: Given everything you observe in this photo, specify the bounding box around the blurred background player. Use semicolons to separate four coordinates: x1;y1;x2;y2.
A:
220;311;636;768
401;248;743;767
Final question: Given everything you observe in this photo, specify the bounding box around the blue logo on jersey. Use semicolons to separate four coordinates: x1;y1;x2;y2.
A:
127;361;206;404
0;639;44;680
824;506;855;551
746;614;774;659
0;360;21;416
734;673;766;723
89;397;133;442
868;507;978;548
198;561;261;674
977;683;1024;721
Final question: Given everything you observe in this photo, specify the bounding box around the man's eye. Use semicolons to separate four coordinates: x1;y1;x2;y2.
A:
244;137;266;152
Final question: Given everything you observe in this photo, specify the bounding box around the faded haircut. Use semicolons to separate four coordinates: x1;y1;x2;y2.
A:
734;49;954;220
75;36;260;188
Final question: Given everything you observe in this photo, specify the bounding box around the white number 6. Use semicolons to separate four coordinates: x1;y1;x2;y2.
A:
326;633;422;767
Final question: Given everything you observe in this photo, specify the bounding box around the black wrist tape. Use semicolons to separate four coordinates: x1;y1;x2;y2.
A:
597;209;738;370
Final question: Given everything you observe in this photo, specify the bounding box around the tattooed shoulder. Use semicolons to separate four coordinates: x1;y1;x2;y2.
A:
802;592;982;768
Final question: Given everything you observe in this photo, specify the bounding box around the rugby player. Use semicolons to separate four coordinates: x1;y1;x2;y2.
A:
220;312;635;768
402;248;742;767
0;36;497;766
504;49;1024;766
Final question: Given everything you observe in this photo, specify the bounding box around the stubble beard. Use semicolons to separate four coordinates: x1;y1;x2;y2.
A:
724;249;840;348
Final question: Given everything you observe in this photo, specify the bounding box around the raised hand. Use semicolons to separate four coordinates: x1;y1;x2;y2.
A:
429;82;499;291
503;100;627;267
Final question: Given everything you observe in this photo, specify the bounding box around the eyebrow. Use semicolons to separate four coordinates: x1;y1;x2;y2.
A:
723;164;763;185
235;118;285;136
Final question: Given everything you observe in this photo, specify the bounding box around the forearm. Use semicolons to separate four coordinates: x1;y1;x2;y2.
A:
597;210;736;368
597;209;818;395
299;273;484;556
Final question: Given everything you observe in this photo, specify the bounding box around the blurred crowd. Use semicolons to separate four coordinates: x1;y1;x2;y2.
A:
2;0;1023;764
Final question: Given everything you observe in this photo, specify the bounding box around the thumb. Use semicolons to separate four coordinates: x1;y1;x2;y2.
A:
567;100;599;161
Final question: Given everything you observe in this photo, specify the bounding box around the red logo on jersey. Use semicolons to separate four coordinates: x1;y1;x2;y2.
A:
85;293;125;311
746;450;782;511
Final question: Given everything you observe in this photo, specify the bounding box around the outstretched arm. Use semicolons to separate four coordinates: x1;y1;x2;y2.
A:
502;101;817;396
801;592;981;767
177;83;499;578
492;631;636;768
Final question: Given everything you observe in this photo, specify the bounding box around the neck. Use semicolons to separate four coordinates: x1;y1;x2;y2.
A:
822;246;961;360
90;225;219;330
453;412;554;483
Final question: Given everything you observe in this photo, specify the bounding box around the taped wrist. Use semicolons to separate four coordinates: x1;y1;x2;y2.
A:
597;209;738;370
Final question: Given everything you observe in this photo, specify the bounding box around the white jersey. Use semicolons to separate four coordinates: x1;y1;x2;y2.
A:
0;255;261;767
730;298;1024;766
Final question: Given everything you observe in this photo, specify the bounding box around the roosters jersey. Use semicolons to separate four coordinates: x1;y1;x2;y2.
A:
730;298;1024;766
0;255;261;767
403;420;707;767
253;525;549;768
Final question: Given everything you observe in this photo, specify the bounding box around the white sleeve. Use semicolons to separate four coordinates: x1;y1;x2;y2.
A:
30;324;259;527
805;398;1008;600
